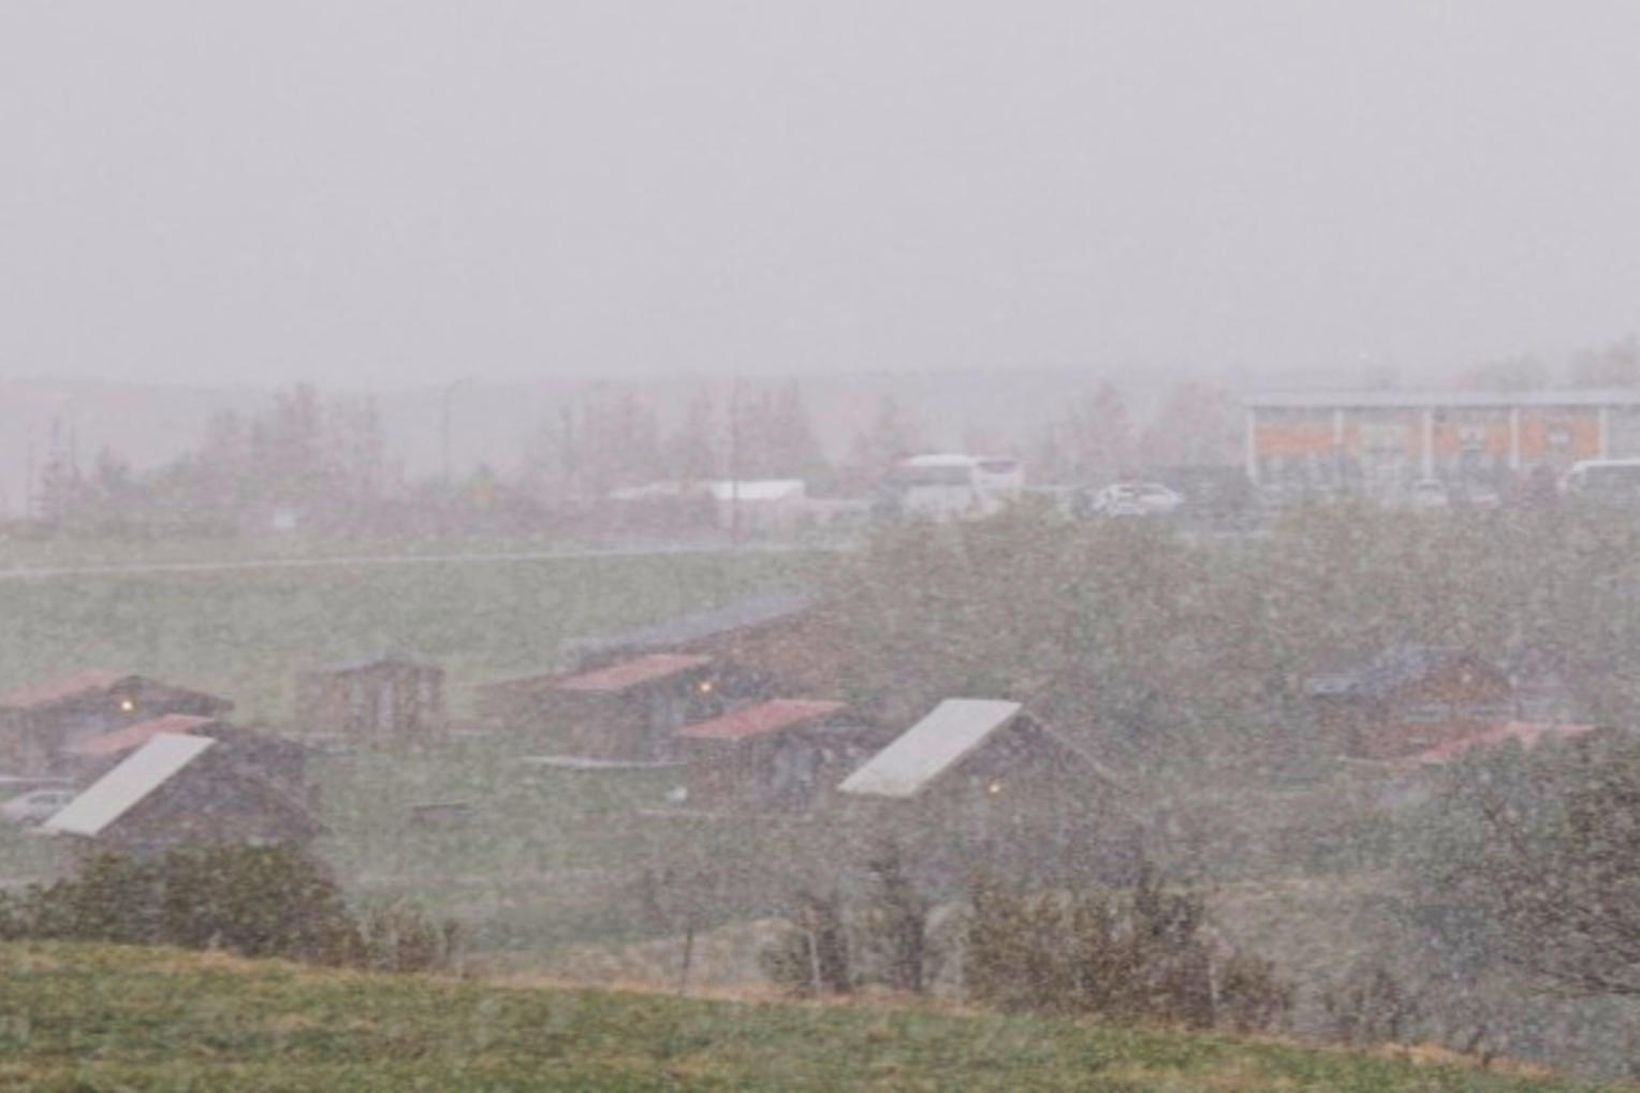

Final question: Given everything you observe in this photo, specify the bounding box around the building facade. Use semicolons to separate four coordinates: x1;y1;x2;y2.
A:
295;656;446;738
1244;389;1640;497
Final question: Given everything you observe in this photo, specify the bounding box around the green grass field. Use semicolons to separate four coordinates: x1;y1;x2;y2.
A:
0;548;830;950
0;942;1602;1092
0;547;827;720
313;740;691;953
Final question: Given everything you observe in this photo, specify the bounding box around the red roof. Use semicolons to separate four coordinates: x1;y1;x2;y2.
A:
0;670;132;712
1410;721;1599;766
677;699;847;742
554;654;712;694
66;715;219;759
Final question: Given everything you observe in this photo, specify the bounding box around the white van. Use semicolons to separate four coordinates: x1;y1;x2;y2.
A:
1562;458;1640;501
889;454;1025;520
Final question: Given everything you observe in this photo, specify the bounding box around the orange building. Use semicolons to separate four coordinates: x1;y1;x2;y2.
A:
1244;390;1640;496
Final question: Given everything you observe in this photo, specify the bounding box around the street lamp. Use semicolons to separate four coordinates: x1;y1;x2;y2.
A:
441;376;473;487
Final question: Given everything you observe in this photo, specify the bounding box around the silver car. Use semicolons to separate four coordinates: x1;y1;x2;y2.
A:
1093;482;1184;517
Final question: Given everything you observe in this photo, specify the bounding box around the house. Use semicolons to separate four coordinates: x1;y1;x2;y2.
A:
1244;388;1640;500
1306;645;1515;759
676;699;884;813
478;653;715;762
605;479;811;537
838;699;1137;881
295;655;446;738
43;733;320;856
705;479;808;536
0;671;234;776
562;590;846;697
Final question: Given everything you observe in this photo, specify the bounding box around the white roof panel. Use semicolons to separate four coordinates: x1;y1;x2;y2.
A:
1246;388;1640;411
839;699;1022;799
45;733;215;837
706;479;805;502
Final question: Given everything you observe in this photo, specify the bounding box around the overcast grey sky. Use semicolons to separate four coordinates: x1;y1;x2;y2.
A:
4;2;1640;389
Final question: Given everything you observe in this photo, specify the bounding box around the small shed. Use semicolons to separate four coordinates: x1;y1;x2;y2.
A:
1306;645;1515;758
0;671;234;776
677;699;882;813
43;733;320;857
295;655;446;737
838;699;1134;879
479;653;714;762
705;479;809;536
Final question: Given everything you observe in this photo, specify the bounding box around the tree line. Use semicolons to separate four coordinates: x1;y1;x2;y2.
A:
20;378;1243;539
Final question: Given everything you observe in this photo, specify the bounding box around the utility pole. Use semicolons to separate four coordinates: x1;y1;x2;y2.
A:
23;431;34;521
440;377;471;488
731;377;744;548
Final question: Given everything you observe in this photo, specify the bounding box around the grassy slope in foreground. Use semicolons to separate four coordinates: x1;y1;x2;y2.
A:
0;944;1604;1092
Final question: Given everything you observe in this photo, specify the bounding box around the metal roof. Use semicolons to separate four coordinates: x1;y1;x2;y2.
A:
1408;721;1599;765
901;453;1017;468
1246;388;1640;411
705;479;805;502
565;590;817;662
554;654;712;694
66;715;218;759
677;699;847;742
0;670;132;712
45;734;216;837
838;699;1023;799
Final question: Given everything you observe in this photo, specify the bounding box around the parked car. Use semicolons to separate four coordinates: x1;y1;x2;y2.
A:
1452;482;1503;510
1148;465;1261;529
1091;482;1184;517
1;788;77;826
1408;479;1450;511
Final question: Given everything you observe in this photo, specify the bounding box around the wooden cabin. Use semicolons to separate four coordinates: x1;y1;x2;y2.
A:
44;733;320;857
1306;645;1515;759
838;699;1136;882
677;699;884;813
479;653;715;762
295;655;446;738
0;671;233;776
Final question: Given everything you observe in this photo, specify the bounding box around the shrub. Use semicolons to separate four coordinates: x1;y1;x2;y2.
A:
156;845;358;963
964;866;1290;1032
1321;965;1425;1046
356;902;461;973
10;845;454;973
759;889;851;997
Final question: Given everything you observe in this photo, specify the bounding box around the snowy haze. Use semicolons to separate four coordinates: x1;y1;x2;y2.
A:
5;1;1640;390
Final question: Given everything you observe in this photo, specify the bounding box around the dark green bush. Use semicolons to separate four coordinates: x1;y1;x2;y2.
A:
964;866;1290;1032
10;845;455;972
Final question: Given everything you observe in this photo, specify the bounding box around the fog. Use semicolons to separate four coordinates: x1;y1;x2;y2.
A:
5;1;1640;389
8;6;1640;1090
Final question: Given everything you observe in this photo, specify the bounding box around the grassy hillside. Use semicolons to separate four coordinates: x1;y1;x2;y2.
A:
0;942;1603;1092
